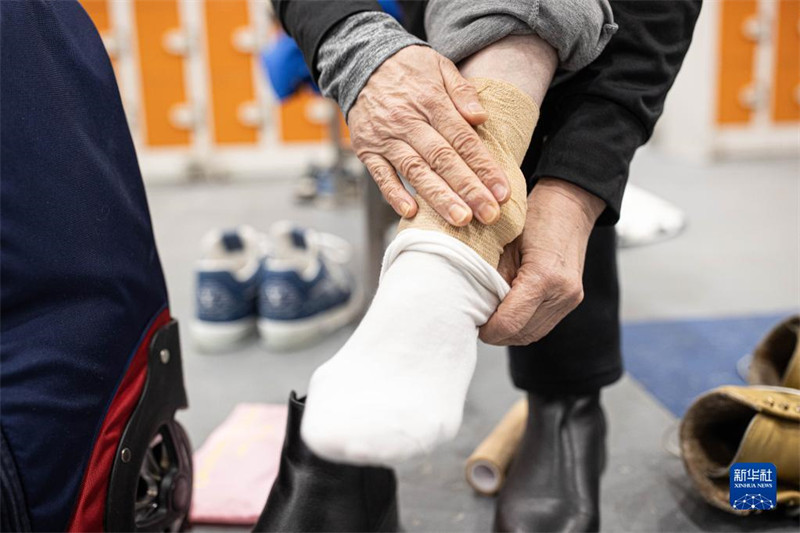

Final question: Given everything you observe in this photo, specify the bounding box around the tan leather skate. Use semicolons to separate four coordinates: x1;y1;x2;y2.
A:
748;315;800;390
680;385;800;514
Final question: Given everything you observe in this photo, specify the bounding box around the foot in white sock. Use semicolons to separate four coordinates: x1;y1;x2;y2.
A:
301;229;509;466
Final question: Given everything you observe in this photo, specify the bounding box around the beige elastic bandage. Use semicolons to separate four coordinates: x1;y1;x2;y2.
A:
397;78;539;268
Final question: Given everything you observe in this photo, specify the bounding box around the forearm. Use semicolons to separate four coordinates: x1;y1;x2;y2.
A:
530;179;606;238
459;35;557;109
458;36;606;229
452;22;611;225
426;0;617;71
399;35;560;267
310;0;619;117
316;1;619;233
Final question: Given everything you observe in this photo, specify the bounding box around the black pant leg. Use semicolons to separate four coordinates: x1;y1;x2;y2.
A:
507;225;622;394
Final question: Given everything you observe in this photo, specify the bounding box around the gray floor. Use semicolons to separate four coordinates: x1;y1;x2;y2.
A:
146;148;799;532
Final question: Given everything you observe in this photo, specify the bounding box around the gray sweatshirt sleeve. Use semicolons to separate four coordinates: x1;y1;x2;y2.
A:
316;12;427;118
317;1;617;117
425;0;618;70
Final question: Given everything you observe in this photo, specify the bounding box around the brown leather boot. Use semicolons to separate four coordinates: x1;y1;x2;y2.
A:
680;385;800;514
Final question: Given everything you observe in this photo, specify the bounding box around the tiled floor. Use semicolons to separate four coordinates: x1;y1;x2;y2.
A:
146;147;799;532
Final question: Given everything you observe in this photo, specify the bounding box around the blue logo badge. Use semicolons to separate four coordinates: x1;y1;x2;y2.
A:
730;462;777;511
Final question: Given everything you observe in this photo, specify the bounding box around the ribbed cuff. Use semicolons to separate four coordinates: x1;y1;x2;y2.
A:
273;0;383;82
317;12;428;117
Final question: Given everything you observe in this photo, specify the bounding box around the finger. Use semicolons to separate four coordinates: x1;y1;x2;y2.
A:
439;58;487;126
513;275;583;344
386;142;472;226
501;275;585;345
479;272;544;345
505;298;573;346
404;123;500;225
423;95;510;205
361;153;417;218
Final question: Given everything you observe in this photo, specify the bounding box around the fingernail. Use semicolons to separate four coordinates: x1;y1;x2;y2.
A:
491;184;508;201
399;202;413;217
478;203;499;224
467;102;486;115
448;204;471;225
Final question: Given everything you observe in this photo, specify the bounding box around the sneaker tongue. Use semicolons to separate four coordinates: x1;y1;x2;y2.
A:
201;226;260;260
288;227;307;250
269;222;317;265
201;229;237;258
220;230;245;252
269;221;308;249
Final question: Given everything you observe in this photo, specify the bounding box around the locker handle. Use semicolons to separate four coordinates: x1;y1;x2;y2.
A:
163;28;193;56
738;84;766;110
237;102;263;128
169;103;200;131
742;15;769;42
232;27;257;54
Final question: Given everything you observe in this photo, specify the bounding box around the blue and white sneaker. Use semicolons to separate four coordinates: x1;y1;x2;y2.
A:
192;226;264;351
258;221;361;349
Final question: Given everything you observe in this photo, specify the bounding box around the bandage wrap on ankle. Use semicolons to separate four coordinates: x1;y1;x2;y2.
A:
398;78;539;268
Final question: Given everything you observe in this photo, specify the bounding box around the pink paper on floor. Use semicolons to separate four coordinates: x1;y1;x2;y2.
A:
190;403;288;526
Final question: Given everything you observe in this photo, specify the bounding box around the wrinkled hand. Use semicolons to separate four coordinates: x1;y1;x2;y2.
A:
349;45;509;227
480;179;606;346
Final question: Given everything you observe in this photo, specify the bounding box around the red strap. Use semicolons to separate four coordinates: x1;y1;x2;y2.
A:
67;309;171;532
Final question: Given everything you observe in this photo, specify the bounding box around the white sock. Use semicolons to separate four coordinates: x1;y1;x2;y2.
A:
301;229;509;466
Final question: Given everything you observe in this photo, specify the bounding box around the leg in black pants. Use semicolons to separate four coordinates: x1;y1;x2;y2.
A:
495;225;621;533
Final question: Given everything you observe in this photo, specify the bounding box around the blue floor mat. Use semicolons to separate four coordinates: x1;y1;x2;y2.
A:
622;311;796;417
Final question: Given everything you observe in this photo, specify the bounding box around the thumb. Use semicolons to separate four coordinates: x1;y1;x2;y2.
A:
439;59;487;126
480;280;540;345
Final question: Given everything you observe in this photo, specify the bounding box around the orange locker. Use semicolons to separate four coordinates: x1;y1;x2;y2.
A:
716;0;759;124
279;89;327;143
278;90;350;144
133;0;191;146
204;0;259;145
772;0;800;122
